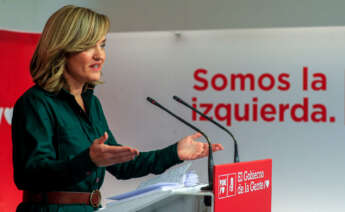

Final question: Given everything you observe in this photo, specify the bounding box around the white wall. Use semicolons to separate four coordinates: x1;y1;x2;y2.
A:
2;0;345;32
97;27;345;211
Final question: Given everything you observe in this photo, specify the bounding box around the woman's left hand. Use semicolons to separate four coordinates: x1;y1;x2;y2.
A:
177;133;224;160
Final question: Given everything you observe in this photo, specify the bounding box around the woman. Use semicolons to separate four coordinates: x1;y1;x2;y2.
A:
12;5;223;212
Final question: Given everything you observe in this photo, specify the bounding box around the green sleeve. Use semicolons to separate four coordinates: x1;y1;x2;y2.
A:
106;141;184;179
12;95;97;191
94;96;184;180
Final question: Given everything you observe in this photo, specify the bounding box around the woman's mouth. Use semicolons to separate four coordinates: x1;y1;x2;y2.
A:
90;64;102;71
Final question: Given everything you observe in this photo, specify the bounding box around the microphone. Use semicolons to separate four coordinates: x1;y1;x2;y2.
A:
173;95;240;163
147;97;214;191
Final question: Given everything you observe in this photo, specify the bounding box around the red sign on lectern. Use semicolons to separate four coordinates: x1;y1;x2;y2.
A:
213;159;272;212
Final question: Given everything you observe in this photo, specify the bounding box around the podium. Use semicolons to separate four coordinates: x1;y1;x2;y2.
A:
101;185;214;212
101;159;271;212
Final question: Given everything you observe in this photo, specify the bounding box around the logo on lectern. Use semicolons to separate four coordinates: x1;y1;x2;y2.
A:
218;169;270;200
218;173;236;199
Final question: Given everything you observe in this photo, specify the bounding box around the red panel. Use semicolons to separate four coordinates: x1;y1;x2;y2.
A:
214;159;272;212
0;29;40;211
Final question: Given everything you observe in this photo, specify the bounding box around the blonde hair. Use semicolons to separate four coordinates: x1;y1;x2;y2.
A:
30;5;110;93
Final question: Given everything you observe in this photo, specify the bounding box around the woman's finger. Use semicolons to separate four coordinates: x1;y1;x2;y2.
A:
190;132;202;140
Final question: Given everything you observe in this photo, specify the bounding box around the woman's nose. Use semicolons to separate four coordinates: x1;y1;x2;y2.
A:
93;47;105;61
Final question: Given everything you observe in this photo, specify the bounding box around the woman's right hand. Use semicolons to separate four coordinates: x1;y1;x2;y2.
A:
89;132;139;167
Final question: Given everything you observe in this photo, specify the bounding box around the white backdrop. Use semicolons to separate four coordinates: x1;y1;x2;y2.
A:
96;27;345;211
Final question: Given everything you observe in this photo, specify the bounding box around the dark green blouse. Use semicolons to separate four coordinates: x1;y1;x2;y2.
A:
12;85;183;211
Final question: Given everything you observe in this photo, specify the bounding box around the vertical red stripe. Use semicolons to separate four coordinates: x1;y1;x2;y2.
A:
0;29;40;212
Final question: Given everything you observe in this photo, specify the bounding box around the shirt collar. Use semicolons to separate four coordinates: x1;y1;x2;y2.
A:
34;84;94;98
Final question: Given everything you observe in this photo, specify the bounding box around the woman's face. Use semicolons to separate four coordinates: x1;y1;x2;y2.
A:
65;36;106;88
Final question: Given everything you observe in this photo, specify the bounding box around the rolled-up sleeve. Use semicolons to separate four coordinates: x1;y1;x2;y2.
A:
92;95;184;180
106;141;183;179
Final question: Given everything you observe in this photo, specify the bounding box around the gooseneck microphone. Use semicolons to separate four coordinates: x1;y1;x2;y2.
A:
173;95;240;163
147;97;214;191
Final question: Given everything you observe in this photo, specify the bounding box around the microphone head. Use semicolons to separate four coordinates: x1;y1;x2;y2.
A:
146;96;154;103
173;95;182;103
146;97;155;104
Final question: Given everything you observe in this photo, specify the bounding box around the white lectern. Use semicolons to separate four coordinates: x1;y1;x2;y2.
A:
100;186;213;212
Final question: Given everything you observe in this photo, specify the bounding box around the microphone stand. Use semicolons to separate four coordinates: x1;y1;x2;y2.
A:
147;97;214;191
173;95;240;163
